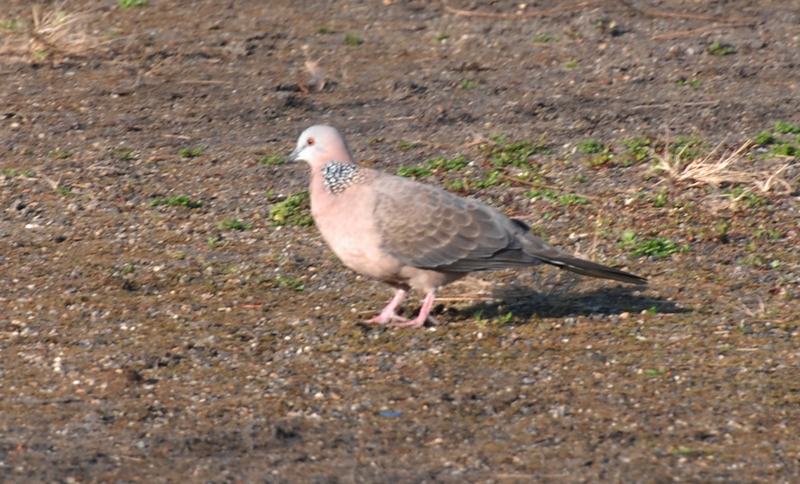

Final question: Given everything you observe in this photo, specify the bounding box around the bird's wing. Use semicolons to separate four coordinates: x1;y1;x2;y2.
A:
372;173;536;272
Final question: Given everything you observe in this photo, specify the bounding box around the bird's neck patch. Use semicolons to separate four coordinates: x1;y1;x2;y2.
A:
322;162;363;194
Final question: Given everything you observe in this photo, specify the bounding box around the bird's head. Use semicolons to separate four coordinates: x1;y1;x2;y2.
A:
288;125;354;169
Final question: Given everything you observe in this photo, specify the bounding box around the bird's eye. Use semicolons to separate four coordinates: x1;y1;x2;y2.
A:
307;137;315;146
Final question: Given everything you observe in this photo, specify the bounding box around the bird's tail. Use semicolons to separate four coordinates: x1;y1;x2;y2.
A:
543;252;647;285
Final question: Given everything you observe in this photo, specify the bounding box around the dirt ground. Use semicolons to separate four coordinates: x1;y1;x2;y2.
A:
1;0;800;482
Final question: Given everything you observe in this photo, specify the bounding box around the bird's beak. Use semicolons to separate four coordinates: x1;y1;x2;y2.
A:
287;146;301;162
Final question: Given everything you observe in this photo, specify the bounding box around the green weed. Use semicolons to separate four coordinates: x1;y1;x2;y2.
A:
259;155;286;165
460;80;477;89
218;218;253;231
269;190;313;226
532;33;556;43
565;60;579;68
119;0;147;7
774;120;800;134
277;275;305;292
179;147;203;158
344;32;361;46
150;195;203;208
397;165;433;178
482;136;549;168
48;150;72;159
708;42;734;56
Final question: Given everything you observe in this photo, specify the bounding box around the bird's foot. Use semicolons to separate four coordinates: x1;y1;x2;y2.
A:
387;314;439;329
366;313;408;325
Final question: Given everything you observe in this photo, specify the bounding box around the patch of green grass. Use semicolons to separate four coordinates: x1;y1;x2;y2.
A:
1;19;19;30
677;77;702;87
277;275;305;292
119;0;147;8
317;26;334;34
150;195;203;208
669;136;705;160
525;188;558;204
774;120;800;134
460;79;477;89
482;136;549;168
218;218;252;231
259;155;286;165
399;154;470;179
569;173;589;183
120;263;135;276
397;165;433;178
427;154;469;171
577;140;605;154
708;42;735;56
56;187;72;196
645;368;666;376
114;147;133;160
171;252;186;260
2;168;33;177
755;130;774;145
653;190;668;208
494;312;514;326
435;33;449;42
621;137;653;165
631;237;679;258
179;147;203;158
532;33;556;43
269;190;313;226
48;150;72;160
770;143;797;157
527;188;589;206
396;140;416;151
472;169;503;189
565;60;579;68
344;32;361;46
558;193;589;206
725;187;768;208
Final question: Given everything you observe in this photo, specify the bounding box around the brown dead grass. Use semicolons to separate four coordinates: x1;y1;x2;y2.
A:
650;139;792;194
0;3;100;61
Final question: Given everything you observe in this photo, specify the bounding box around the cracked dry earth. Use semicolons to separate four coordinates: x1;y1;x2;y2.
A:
1;0;800;482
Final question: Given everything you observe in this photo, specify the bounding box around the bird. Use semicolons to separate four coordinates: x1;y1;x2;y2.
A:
288;125;647;328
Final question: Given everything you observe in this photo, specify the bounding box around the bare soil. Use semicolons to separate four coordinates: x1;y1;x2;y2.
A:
1;0;800;482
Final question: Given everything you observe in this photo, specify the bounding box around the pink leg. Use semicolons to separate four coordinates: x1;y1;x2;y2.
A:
390;291;437;329
366;289;409;324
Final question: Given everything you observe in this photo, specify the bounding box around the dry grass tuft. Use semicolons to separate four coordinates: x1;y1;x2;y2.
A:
0;3;100;61
651;139;792;194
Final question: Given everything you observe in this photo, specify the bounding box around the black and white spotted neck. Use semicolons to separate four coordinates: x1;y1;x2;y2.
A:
322;162;365;194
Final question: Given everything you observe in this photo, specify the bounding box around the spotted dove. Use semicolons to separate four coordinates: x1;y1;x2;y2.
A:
288;125;646;328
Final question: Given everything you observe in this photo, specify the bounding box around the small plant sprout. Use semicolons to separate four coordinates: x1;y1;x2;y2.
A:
277;275;305;292
631;237;679;259
774;120;800;134
565;60;579;68
269;191;313;226
317;26;334;34
179;147;203;158
218;218;253;231
708;42;735;56
259;155;286;165
435;33;449;42
460;79;477;89
150;195;203;208
119;0;147;8
397;165;433;178
532;33;555;43
344;32;361;46
48;149;72;159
